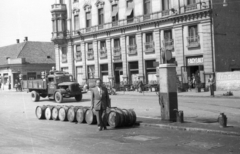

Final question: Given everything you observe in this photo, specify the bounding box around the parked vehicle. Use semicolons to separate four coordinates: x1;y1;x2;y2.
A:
21;71;82;103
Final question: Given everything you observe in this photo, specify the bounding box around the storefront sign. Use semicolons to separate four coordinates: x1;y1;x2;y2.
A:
187;57;203;65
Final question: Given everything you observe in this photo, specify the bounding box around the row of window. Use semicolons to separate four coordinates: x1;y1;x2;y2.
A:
61;24;198;63
73;0;198;30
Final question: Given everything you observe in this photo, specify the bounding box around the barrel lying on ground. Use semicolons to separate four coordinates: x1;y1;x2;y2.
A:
59;106;70;121
35;105;137;129
76;107;87;123
52;106;61;120
45;106;54;120
67;106;80;122
85;108;97;125
35;105;47;119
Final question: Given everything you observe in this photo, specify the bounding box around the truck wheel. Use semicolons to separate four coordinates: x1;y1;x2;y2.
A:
55;92;63;103
31;91;40;102
75;94;82;102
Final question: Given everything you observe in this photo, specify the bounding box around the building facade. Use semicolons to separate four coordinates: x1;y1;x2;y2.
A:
51;0;234;87
0;40;55;90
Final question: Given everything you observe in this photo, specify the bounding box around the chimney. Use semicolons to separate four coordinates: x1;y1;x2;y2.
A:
16;39;20;44
24;37;28;42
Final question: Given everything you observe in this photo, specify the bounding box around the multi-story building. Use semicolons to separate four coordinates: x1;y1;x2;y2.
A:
51;0;240;87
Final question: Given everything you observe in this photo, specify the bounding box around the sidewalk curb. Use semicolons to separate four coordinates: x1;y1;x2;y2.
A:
140;123;240;137
116;92;240;99
178;95;240;99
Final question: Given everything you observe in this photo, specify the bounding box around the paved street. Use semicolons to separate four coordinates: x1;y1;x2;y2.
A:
0;91;240;154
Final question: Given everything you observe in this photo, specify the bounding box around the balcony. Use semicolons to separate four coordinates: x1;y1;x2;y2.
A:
75;52;82;61
51;31;68;44
185;3;198;12
87;50;94;60
113;47;121;60
99;48;107;59
187;35;200;48
74;3;209;36
162;39;174;51
144;42;155;53
51;4;67;12
162;10;170;17
128;45;137;55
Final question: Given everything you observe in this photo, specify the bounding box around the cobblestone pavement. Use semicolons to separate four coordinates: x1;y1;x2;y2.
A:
0;91;240;154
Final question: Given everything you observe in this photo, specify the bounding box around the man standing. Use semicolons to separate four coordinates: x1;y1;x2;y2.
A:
208;75;215;97
91;79;110;131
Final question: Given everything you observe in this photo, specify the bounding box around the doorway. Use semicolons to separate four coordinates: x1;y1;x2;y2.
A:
114;63;123;85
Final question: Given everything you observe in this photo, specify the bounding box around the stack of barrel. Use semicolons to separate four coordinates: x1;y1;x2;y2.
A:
35;105;137;128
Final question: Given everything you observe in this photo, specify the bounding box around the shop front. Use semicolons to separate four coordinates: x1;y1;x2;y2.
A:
128;61;138;85
181;56;205;89
100;64;109;84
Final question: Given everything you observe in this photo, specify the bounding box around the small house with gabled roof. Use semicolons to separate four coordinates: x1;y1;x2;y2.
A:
0;40;55;90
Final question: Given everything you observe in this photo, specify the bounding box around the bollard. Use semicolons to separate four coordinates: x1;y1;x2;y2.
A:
218;113;227;128
176;110;184;123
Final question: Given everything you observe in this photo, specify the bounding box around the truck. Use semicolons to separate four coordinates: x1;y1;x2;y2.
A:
21;71;82;103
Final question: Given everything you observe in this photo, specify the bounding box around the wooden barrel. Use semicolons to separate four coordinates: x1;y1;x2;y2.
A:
35;105;47;119
121;109;131;127
85;108;97;125
45;106;54;120
67;106;79;122
59;106;70;121
76;107;87;123
52;106;61;120
107;109;120;128
128;109;137;126
114;108;125;127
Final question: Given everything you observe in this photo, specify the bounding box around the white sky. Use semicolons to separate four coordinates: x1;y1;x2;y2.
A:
0;0;54;47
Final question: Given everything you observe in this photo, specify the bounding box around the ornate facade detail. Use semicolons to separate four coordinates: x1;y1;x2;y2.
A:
72;8;80;15
109;0;119;5
83;3;92;12
95;0;105;9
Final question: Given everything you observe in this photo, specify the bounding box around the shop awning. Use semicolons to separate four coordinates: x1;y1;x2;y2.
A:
125;8;133;17
112;9;118;17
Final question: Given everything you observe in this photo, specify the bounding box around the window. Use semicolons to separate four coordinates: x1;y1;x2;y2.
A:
129;36;136;46
144;0;151;15
27;72;36;80
88;43;93;52
76;66;83;85
86;12;91;27
164;30;172;40
62;47;67;63
88;65;95;79
114;39;120;48
74;15;79;31
162;0;170;10
57;20;62;32
187;0;196;5
188;25;198;37
76;45;81;61
112;4;118;22
59;0;64;4
73;0;79;2
188;25;199;47
100;41;106;50
126;0;134;23
146;33;153;43
98;8;104;25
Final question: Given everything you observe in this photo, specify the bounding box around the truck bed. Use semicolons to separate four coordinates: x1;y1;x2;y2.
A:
21;80;47;90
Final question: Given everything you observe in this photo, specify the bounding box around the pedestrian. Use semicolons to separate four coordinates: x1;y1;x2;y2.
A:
208;75;215;96
14;80;18;92
188;77;192;91
91;78;110;131
137;78;143;93
192;74;195;88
